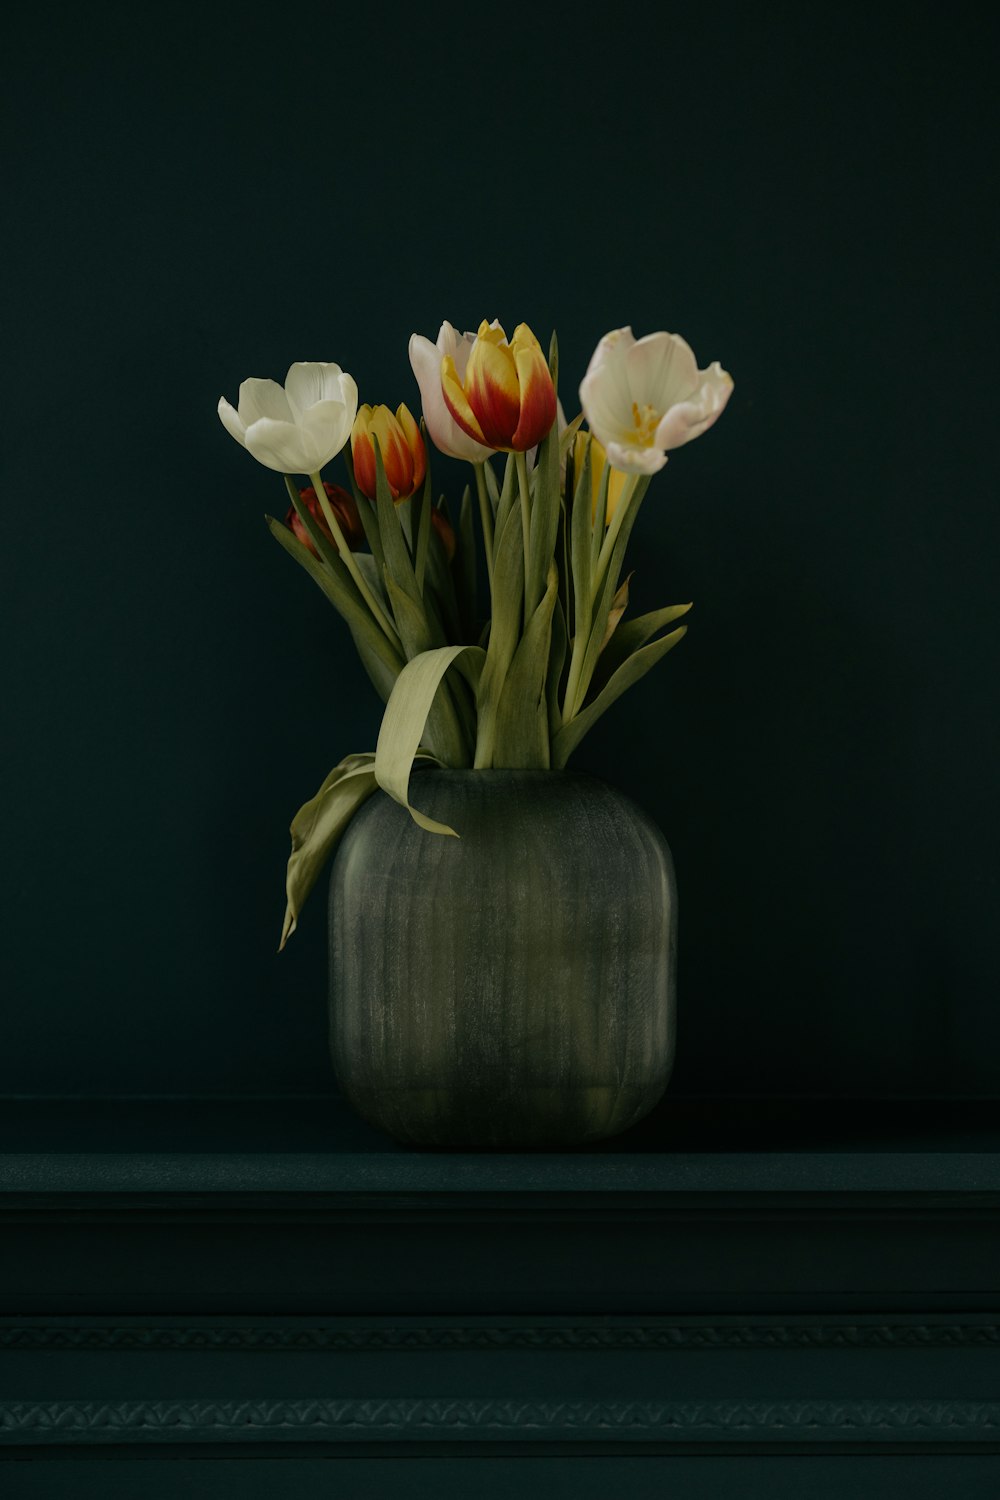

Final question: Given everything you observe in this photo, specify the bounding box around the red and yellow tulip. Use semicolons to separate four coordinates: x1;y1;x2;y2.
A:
441;320;557;453
287;482;365;556
351;403;427;502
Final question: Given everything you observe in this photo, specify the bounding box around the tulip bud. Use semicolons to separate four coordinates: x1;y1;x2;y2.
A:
431;506;456;563
441;320;557;453
351;403;427;502
286;482;365;557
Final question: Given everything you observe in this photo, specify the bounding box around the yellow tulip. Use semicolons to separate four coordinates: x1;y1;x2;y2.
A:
573;431;630;526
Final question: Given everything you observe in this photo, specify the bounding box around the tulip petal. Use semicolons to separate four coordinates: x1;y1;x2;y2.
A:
411;333;492;462
284;361;349;417
237;377;294;428
370;406;413;500
584;327;635;411
604;439;668;477
464;332;521;449
243;417;316;473
217;396;247;446
397;403;427;494
579;370;629;450
298;398;354;467
654;364;734;451
441;354;489;447
352;429;376;499
625;331;699;410
510;328;557;452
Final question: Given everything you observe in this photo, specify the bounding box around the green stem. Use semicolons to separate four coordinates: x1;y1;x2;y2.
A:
309;471;399;647
514;450;532;628
473;462;495;593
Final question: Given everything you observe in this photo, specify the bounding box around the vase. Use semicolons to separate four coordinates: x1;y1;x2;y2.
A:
328;769;677;1148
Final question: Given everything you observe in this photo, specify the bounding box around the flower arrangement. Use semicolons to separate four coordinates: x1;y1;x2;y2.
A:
218;320;733;948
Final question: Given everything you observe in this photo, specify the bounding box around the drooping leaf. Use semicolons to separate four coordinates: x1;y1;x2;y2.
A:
552;625;688;768
375;645;486;835
279;754;378;951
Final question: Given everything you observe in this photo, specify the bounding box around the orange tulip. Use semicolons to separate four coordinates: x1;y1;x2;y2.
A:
286;482;364;556
441;320;557;453
351;403;426;502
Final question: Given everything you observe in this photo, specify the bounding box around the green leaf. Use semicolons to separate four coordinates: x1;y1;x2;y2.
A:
552;625;688;768
576;477;650;704
384;572;436;659
413;461;434;594
279;754;379;951
265;515;403;682
349;627;400;703
494;453;517;536
569;438;594;648
375;645;486;835
559;411;584;461
599;571;632;655
493;562;559;768
590;461;611;573
591;602;694;694
482;456;501;510
385;574;467;765
424;509;463;641
374;440;421;606
525;415;562;618
473;502;525;766
547;594;568;740
454;484;478;639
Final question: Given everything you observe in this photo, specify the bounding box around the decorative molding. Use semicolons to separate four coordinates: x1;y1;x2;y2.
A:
3;1320;1000;1353
3;1397;1000;1442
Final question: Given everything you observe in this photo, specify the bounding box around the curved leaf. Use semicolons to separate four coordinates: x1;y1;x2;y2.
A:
280;754;379;951
375;645;486;835
552;626;688;768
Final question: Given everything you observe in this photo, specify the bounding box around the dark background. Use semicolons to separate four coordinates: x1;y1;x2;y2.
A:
2;2;997;1100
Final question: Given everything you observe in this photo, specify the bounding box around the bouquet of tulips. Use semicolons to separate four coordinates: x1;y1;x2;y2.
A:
218;319;733;946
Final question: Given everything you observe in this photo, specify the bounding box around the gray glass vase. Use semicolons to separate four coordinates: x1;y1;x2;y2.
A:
328;769;677;1148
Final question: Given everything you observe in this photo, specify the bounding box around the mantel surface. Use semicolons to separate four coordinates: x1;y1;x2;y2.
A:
3;1095;1000;1197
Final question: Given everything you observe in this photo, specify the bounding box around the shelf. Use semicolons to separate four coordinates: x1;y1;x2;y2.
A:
3;1095;1000;1197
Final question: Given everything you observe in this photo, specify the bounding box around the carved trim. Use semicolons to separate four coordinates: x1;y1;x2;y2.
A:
2;1397;1000;1441
2;1321;1000;1352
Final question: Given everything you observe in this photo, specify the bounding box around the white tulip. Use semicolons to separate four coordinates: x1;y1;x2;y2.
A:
408;322;494;463
579;327;733;476
218;362;358;474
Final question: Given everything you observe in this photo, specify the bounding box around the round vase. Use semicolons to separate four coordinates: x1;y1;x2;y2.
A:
328;769;677;1148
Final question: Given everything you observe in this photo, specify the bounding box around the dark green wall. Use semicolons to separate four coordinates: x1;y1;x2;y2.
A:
3;3;997;1097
